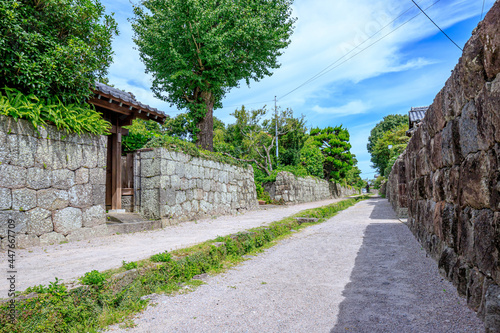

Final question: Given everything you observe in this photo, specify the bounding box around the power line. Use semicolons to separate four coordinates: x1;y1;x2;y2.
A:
278;2;420;100
279;0;442;101
481;0;486;20
410;0;463;51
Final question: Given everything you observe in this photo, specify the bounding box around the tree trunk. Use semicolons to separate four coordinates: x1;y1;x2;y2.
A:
196;92;214;151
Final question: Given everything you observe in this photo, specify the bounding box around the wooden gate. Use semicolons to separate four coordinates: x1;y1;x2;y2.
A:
121;153;135;212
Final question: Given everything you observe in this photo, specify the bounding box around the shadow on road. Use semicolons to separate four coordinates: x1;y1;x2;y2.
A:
366;199;396;220
330;199;483;333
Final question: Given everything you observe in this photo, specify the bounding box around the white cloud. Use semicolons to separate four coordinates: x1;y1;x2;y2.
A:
99;0;496;177
311;100;371;116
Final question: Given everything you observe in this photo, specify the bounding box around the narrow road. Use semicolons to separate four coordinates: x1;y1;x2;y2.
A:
1;197;350;295
110;198;483;332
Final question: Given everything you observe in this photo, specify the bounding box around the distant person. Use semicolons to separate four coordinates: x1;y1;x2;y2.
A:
366;183;370;193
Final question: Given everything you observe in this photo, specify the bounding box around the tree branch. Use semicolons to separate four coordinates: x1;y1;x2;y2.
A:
221;153;270;175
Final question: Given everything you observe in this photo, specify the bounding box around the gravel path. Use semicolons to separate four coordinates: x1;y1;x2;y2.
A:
109;198;484;333
1;197;349;296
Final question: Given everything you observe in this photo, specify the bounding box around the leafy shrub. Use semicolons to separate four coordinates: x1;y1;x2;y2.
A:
80;270;106;287
150;251;172;263
0;87;111;135
145;135;248;168
122;261;138;270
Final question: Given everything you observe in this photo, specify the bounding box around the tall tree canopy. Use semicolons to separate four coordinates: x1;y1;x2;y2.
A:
310;126;354;182
367;114;409;176
371;124;409;177
0;0;118;103
366;114;408;155
131;0;295;151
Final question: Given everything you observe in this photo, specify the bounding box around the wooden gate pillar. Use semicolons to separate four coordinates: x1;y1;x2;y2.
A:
111;122;122;210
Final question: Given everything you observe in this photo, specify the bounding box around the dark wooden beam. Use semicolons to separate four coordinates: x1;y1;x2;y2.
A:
110;125;129;135
89;97;133;116
111;119;122;210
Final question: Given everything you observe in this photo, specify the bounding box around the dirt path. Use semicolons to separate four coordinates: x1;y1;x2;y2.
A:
109;198;483;333
1;197;351;296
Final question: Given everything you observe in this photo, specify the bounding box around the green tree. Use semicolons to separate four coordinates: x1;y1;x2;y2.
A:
372;124;409;177
299;137;324;178
310;126;354;182
367;114;408;155
123;119;165;153
131;0;295;151
0;0;118;103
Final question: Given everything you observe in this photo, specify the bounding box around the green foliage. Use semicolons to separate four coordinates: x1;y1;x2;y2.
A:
367;114;408;174
122;261;138;270
25;278;67;297
0;0;118;103
371;124;409;177
367;114;408;154
255;183;268;202
299;137;325;178
122;118;163;152
150;251;172;263
2;196;369;332
0;87;111;135
145;135;248;169
80;270;106;287
310;126;354;181
372;175;385;189
131;0;295;149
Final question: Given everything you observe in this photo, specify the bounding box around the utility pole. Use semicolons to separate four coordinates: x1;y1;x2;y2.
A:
275;96;278;163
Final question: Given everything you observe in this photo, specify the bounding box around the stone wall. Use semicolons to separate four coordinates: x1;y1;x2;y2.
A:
134;148;258;222
387;4;500;329
385;155;408;218
264;171;360;204
0;116;107;249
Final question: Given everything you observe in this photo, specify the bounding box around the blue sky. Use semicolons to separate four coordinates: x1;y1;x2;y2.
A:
100;0;495;179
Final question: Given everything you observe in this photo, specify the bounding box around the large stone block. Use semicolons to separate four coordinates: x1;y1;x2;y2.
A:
40;232;67;246
89;167;106;185
0;131;10;164
97;145;107;168
140;189;160;219
8;134;36;168
141;157;161;178
459;102;482;157
472;209;497;275
16;234;40;249
75;168;89;184
37;189;69;210
92;185;106;206
68;184;92;208
0;164;27;188
27;207;53;236
82;205;105;227
441;121;459;167
460;151;491;209
66;143;83;170
81;144;98;168
484;283;500;333
26;167;52;190
0;188;11;210
0;211;28;238
53;207;82;235
52;169;75;190
66;227;93;242
12;188;37;211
